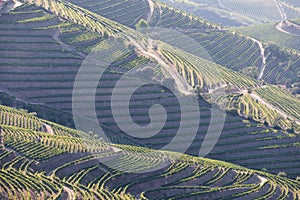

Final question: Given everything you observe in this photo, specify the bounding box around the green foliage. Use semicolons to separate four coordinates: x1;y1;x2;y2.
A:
0;92;75;128
135;19;149;29
0;1;299;198
17;14;55;23
217;85;300;132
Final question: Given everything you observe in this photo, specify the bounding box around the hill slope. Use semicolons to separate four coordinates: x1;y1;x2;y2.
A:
235;20;300;52
159;0;300;26
0;105;299;199
0;1;299;179
44;0;300;87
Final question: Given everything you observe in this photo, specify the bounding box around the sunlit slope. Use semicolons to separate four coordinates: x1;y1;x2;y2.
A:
0;105;299;199
2;2;298;133
1;1;299;178
235;21;300;51
66;0;150;28
68;0;299;88
160;0;300;26
149;1;300;87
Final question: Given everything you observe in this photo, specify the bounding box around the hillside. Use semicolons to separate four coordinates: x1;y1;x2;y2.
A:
0;0;299;199
0;1;298;129
148;1;300;88
151;0;300;88
159;0;300;26
0;0;299;177
3;0;298;125
45;0;300;88
0;105;299;199
235;20;300;52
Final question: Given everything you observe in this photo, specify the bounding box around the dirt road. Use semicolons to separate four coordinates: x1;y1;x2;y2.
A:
276;21;300;36
249;37;266;80
273;0;287;22
146;0;154;23
128;36;194;95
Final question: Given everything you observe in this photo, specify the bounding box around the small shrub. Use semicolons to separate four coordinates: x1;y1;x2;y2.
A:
277;171;287;177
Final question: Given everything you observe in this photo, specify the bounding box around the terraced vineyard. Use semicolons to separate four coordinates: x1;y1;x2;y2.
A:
235;22;300;51
0;0;299;177
151;2;299;88
0;0;299;199
0;105;299;199
49;0;300;88
0;4;83;109
159;42;259;89
66;0;150;28
220;0;281;23
262;44;300;86
254;86;300;120
158;0;246;27
0;3;130;111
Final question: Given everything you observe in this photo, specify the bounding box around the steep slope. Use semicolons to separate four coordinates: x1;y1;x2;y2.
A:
160;0;300;26
0;105;299;199
59;0;299;87
66;0;150;28
0;1;300;179
3;1;298;130
149;1;300;87
235;20;300;51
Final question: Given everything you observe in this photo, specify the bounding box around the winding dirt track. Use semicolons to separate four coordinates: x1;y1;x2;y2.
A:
146;0;154;23
275;21;300;37
218;0;231;11
249;37;266;80
128;36;194;95
250;92;300;124
273;0;287;22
